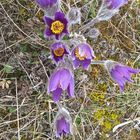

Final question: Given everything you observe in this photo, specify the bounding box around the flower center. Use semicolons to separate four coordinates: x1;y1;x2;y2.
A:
51;20;64;34
75;48;86;60
53;47;65;57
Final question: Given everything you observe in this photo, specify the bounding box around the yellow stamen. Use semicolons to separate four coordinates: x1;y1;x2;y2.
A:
53;47;65;57
51;20;64;34
75;48;86;60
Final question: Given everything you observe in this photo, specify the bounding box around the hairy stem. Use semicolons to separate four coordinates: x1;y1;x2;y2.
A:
91;60;106;65
78;17;99;32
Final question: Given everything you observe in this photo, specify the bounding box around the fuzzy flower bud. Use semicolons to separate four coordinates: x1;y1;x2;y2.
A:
54;107;73;138
67;7;81;25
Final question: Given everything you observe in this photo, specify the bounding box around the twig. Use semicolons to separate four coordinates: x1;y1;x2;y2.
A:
15;78;20;140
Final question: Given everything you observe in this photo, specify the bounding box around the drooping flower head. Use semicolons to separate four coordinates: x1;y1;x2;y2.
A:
71;43;95;70
36;0;60;17
54;107;73;138
51;42;69;64
105;0;128;9
105;60;140;91
96;0;128;21
48;68;74;102
44;11;69;40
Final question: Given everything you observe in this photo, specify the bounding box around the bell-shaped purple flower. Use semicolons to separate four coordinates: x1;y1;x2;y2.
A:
54;107;73;138
51;42;69;64
105;60;140;91
71;43;95;70
105;0;128;9
36;0;57;9
44;11;69;40
48;68;74;102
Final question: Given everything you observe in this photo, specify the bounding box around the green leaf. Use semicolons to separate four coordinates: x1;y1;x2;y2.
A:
8;107;16;113
3;65;14;74
75;116;81;125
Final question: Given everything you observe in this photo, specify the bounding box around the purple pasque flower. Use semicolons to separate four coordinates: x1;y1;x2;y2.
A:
44;11;69;40
36;0;57;9
71;43;95;70
54;107;73;138
48;68;74;102
105;60;140;91
51;42;69;64
105;0;128;9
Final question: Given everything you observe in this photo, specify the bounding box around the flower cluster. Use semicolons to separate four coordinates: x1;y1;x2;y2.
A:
35;0;139;138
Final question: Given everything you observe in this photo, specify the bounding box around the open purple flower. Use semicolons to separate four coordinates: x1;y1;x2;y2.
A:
71;43;95;70
51;42;69;64
54;107;73;138
105;0;128;9
48;68;74;102
105;60;140;91
44;11;69;40
36;0;57;9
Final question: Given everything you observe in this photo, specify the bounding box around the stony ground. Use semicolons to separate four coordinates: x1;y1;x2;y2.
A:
0;0;140;140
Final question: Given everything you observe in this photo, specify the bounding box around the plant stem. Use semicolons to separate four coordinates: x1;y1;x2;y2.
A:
91;60;106;65
57;102;62;110
78;17;99;32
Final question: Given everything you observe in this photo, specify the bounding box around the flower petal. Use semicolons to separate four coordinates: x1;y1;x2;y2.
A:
120;84;125;92
127;67;140;74
67;77;74;97
52;87;62;102
44;28;53;37
60;69;71;90
106;0;128;9
55;34;60;40
55;11;65;21
48;70;60;92
63;121;70;134
81;59;91;70
56;117;70;136
36;0;57;8
111;69;126;91
73;59;80;69
52;55;62;64
44;16;53;26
